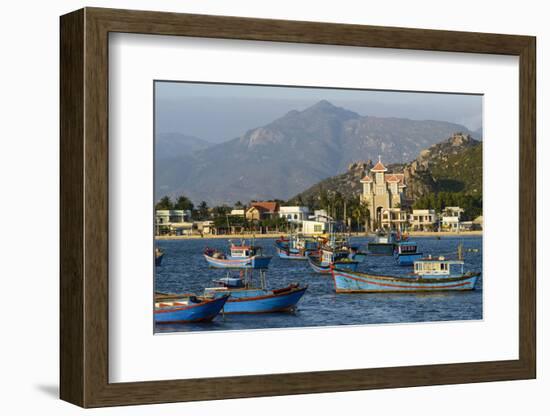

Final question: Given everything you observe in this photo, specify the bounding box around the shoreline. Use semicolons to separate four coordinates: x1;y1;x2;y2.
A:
155;230;482;240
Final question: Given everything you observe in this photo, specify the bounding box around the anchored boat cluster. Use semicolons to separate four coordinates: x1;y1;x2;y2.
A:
154;228;480;325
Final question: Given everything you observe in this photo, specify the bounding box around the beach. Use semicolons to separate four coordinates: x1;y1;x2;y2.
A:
155;230;482;240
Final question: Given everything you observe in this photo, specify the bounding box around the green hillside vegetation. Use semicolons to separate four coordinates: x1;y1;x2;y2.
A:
413;143;482;220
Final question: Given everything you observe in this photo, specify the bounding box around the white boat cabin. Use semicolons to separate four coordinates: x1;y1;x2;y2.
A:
413;256;464;277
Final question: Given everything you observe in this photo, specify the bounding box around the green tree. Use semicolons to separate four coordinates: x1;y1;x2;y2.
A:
198;201;209;219
174;195;194;211
155;196;173;210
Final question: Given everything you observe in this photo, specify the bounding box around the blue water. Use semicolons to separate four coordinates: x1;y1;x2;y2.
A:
154;236;482;333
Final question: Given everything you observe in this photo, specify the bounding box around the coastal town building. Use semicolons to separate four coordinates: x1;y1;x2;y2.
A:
410;209;438;231
230;209;245;217
473;215;483;230
441;207;464;231
155;209;193;235
360;157;407;231
279;206;309;222
301;220;329;235
155;209;190;224
245;201;279;221
309;209;330;222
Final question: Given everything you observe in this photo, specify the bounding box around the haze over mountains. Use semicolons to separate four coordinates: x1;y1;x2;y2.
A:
155;100;479;205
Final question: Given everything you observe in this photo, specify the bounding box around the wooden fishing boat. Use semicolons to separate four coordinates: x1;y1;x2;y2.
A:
347;245;368;262
154;293;230;323
331;256;480;293
274;234;319;260
204;240;272;269
307;248;359;274
155;247;164;266
204;270;307;314
393;241;423;266
367;231;398;255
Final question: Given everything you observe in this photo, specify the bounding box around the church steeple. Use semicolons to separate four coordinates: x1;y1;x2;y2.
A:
371;155;387;172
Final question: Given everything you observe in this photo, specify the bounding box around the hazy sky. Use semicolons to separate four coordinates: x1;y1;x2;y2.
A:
155;81;483;143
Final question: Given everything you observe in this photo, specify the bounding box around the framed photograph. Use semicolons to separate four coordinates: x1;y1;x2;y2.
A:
60;7;536;408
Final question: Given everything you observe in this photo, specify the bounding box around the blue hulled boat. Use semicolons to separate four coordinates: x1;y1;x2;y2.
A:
154;293;229;323
204;270;307;314
307;248;359;274
275;234;319;260
204;240;272;269
393;241;423;266
367;231;398;256
331;256;480;293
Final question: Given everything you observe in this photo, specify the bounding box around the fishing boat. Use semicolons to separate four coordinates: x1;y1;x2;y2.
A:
343;243;368;262
331;255;480;293
393;241;423;266
155;247;164;266
154;293;230;323
307;247;359;274
366;231;399;255
275;234;319;260
204;240;272;269
204;270;307;314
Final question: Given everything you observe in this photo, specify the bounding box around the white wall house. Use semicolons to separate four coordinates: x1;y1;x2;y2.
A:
155;209;190;225
230;209;245;216
279;206;309;222
441;207;464;231
311;209;330;222
301;220;328;235
155;210;193;235
410;209;437;231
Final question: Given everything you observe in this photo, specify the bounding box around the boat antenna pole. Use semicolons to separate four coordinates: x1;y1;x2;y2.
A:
457;242;464;261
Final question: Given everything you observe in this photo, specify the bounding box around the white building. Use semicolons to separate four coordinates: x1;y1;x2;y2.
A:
311;209;330;222
441;207;464;231
410;209;437;231
279;206;309;222
155;210;193;235
230;209;245;216
301;220;328;235
155;209;189;225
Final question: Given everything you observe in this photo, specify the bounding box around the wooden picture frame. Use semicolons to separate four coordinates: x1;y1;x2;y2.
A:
60;7;536;408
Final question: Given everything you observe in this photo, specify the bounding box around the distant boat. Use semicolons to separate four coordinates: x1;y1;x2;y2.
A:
204;240;272;269
366;231;399;256
154;293;229;323
307;247;359;274
275;234;319;260
155;247;164;266
393;241;423;266
332;256;480;293
347;245;368;262
204;270;307;314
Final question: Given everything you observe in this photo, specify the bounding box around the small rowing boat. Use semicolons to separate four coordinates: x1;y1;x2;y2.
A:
204;240;272;269
154;293;230;323
204;270;307;314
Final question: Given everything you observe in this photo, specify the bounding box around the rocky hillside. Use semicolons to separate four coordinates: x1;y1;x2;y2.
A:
155;100;478;204
288;133;482;205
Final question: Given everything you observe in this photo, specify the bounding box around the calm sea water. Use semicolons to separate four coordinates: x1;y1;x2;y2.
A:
154;236;482;333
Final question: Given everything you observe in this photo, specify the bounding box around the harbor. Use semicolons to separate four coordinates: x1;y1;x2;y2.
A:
154;235;482;333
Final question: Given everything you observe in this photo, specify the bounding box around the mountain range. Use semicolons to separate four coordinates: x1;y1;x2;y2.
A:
155;100;480;205
288;132;482;205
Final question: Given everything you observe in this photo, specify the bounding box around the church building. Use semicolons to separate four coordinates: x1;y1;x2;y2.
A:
360;157;408;231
